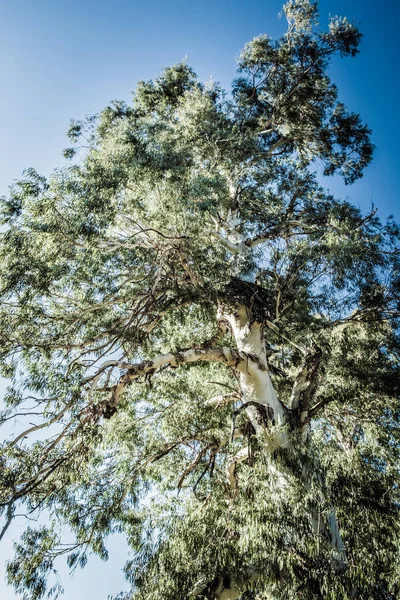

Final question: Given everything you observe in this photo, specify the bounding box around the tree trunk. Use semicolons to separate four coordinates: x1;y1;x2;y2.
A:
220;304;288;440
213;297;345;599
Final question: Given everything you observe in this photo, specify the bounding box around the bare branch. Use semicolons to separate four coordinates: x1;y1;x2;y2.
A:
9;398;76;448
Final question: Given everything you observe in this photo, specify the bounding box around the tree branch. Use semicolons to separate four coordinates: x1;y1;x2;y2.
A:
308;396;334;419
87;346;243;418
289;342;322;437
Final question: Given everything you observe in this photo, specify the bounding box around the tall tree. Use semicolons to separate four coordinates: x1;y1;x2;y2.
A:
1;1;399;598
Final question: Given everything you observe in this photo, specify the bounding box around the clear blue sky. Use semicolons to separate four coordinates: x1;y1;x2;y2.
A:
0;0;399;598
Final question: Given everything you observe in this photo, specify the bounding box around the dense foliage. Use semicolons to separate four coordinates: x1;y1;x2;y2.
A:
1;1;399;598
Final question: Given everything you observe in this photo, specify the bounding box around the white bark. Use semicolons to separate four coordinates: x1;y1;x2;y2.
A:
328;510;346;562
204;394;239;408
86;346;242;412
218;302;290;496
226;446;249;490
220;305;288;439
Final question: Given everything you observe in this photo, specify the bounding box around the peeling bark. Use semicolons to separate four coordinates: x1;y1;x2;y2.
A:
84;345;242;420
219;303;288;442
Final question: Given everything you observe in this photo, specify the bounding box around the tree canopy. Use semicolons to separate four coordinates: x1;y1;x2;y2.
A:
1;1;400;598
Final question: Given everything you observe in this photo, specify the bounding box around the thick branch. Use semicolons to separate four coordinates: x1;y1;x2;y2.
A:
210;230;242;254
308;396;334;419
226;446;249;491
289;343;322;437
88;346;243;417
204;393;240;408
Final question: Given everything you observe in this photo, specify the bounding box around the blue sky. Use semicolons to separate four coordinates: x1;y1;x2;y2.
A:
0;0;399;598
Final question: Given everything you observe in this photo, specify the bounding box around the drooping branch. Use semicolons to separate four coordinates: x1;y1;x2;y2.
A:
177;443;216;490
2;345;246;512
9;397;77;448
0;502;14;542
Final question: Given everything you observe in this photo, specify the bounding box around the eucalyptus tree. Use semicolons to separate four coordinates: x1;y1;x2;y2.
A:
1;1;400;599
